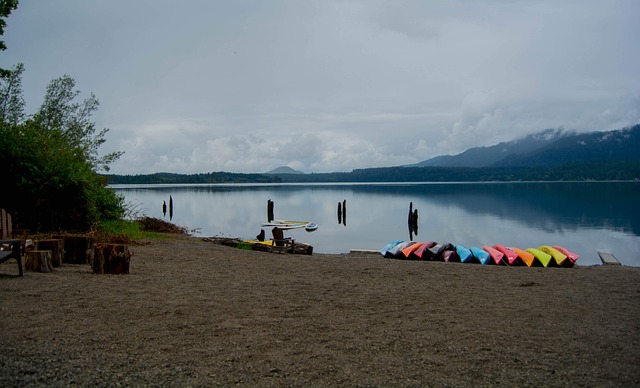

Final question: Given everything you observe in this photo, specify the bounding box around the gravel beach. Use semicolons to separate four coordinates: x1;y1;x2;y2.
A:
2;235;639;386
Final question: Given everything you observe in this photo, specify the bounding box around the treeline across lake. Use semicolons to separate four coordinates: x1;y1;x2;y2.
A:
105;160;639;185
104;172;283;184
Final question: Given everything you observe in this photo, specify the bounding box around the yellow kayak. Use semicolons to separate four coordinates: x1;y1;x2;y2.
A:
538;245;568;266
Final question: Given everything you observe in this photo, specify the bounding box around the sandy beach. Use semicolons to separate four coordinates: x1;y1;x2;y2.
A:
1;235;639;386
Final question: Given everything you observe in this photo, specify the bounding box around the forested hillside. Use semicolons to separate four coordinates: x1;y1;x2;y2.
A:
105;125;640;184
413;125;640;168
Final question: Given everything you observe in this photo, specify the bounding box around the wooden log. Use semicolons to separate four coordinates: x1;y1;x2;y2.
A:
36;239;64;267
92;244;131;274
55;235;93;264
25;250;53;273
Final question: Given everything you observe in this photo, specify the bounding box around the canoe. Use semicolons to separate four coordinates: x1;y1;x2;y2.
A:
493;244;519;265
509;247;535;267
553;246;580;264
538;246;567;266
526;248;552;267
414;241;436;259
379;240;403;257
455;244;473;263
469;246;491;265
402;241;424;258
482;245;505;265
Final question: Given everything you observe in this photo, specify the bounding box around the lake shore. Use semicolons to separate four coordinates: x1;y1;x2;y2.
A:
2;234;639;386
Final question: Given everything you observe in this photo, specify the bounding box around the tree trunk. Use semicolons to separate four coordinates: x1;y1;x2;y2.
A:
36;239;64;267
92;244;131;274
55;235;93;264
25;250;53;272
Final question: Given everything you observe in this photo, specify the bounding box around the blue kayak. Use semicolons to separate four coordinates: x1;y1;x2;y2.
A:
379;240;404;257
469;246;491;265
455;244;473;263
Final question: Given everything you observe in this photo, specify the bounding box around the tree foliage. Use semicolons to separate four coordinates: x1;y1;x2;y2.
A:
0;0;19;76
0;69;124;232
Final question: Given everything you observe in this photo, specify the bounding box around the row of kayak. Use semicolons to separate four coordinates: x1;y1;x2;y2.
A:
379;241;580;267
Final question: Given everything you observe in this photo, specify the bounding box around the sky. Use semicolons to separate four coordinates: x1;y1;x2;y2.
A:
2;0;639;174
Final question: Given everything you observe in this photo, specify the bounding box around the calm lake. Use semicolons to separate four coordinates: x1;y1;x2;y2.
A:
111;182;640;267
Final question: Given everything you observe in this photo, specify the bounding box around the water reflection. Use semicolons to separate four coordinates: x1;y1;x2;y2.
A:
112;182;640;266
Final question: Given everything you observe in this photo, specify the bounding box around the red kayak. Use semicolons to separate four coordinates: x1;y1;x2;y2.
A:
553;246;580;264
482;245;505;265
414;241;436;259
493;244;519;265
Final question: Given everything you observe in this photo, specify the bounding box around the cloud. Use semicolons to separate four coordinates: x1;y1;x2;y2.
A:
3;0;639;174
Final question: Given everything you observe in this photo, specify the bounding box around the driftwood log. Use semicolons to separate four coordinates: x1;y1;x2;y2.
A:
25;250;53;272
36;239;64;267
55;235;93;264
92;244;131;274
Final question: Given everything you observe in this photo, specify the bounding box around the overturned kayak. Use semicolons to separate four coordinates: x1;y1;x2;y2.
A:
469;246;491;265
538;246;568;266
379;240;404;257
483;245;505;265
493;244;519;266
553;245;580;265
414;241;436;259
526;248;552;267
509;247;535;267
455;244;473;263
387;241;414;257
402;241;425;258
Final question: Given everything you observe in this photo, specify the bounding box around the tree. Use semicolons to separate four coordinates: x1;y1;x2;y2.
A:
0;62;24;123
0;71;125;231
33;74;123;172
0;0;19;77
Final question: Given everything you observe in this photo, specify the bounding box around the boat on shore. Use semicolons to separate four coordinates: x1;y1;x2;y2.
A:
509;247;535;267
483;245;505;265
376;240;580;268
538;245;568;266
469;246;491;265
526;248;552;267
493;244;519;265
262;220;318;232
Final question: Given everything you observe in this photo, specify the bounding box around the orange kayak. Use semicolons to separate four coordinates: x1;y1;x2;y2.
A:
509;247;535;267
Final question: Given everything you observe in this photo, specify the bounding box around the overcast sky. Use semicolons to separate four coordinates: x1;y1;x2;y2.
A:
3;0;639;174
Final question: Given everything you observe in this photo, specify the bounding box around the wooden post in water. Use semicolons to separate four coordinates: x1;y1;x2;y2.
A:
337;202;342;224
342;200;347;226
267;199;274;222
408;203;418;240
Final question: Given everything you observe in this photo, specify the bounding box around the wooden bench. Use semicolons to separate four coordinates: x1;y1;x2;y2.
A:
0;239;23;276
1;208;26;276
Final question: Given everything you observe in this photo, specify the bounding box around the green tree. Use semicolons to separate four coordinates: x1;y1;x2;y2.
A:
0;71;125;231
0;0;19;77
0;62;24;123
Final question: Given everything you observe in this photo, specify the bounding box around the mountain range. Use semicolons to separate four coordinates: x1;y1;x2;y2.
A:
410;124;640;168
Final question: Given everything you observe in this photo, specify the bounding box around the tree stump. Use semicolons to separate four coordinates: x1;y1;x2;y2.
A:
25;250;53;272
36;239;64;267
92;244;131;274
55;235;93;264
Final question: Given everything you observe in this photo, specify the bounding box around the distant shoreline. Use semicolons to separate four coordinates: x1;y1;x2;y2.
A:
103;161;640;184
